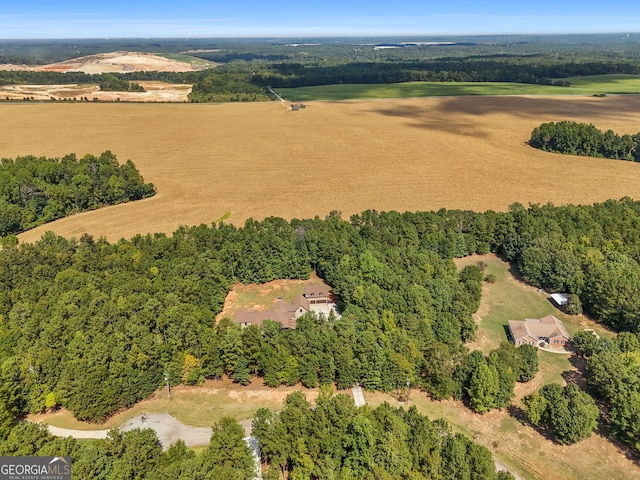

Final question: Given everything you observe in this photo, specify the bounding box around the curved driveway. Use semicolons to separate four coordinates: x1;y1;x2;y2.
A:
46;412;212;449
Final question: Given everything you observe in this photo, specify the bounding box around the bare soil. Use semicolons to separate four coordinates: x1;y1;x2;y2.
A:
0;51;215;74
4;95;640;243
0;51;212;102
0;81;192;102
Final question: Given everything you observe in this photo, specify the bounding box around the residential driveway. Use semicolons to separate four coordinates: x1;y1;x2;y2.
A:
352;386;366;407
47;425;109;440
119;413;212;448
46;413;212;450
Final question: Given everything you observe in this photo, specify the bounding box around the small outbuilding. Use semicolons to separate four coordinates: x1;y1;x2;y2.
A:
550;293;570;308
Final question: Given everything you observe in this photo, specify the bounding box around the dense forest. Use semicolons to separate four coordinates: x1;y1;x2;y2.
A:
3;199;640;455
0;151;155;236
529;121;640;160
252;389;512;480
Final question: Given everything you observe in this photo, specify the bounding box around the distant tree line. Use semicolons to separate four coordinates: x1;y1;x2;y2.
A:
0;151;155;236
3;56;640;103
98;74;145;92
530;121;640;160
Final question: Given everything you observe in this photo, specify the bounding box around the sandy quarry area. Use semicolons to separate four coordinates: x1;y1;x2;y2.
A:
3;94;640;244
0;51;212;101
0;51;215;74
0;81;193;102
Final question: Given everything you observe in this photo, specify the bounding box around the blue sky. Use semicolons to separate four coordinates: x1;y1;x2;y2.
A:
1;1;639;38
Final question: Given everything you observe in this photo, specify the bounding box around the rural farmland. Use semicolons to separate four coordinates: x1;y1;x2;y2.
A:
4;94;640;243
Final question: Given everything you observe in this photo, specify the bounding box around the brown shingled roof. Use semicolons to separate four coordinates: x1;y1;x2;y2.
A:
232;297;306;329
508;315;571;344
304;284;327;298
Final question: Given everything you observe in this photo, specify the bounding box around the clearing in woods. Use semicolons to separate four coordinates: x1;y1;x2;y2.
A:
3;95;640;243
28;377;323;431
363;253;636;480
216;272;331;323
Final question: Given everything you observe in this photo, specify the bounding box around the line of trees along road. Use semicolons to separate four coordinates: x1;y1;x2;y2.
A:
2;199;640;465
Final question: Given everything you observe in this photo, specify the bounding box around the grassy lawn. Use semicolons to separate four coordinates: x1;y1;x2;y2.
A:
279;74;640;101
30;377;321;430
390;253;638;480
365;390;638;480
564;74;640;95
455;253;614;354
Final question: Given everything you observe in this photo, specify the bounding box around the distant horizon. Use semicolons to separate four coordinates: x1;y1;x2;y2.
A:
1;32;639;42
2;1;640;40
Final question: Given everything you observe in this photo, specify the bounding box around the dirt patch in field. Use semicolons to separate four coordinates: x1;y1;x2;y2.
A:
5;95;640;243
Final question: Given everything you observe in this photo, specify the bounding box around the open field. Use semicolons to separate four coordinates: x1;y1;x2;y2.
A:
28;377;322;430
2;95;640;243
281;75;640;101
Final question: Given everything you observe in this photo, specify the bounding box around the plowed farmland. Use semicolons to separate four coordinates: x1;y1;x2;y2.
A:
3;94;640;243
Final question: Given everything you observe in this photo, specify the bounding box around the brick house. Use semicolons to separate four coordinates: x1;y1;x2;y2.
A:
508;315;572;348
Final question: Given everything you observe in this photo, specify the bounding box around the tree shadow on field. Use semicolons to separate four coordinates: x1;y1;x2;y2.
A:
367;103;489;138
368;95;640;138
432;94;640;122
508;404;557;443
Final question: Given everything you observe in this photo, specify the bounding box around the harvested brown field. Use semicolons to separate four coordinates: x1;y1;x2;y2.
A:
3;95;640;243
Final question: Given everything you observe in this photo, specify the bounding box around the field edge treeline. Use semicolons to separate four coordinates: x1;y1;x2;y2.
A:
0;151;155;237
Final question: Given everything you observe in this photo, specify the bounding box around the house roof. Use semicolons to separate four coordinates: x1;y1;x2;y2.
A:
304;284;327;298
508;315;571;342
232;295;310;329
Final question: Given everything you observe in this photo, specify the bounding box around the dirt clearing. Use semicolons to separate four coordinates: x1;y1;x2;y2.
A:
3;95;640;243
